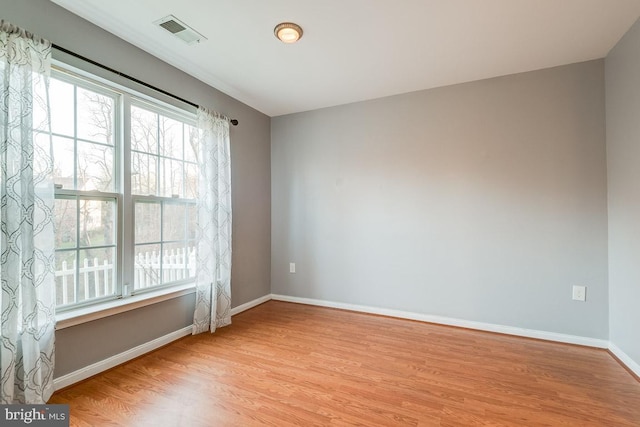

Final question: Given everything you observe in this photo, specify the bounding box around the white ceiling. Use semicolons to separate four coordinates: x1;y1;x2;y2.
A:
51;0;640;117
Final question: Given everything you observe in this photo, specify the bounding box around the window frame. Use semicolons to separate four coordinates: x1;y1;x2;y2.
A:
51;61;199;315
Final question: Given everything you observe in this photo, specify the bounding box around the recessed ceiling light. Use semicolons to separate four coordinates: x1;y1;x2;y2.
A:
274;22;303;44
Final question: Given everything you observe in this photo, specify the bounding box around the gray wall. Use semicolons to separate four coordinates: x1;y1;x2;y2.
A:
605;19;640;367
2;0;271;376
272;60;609;338
55;294;195;377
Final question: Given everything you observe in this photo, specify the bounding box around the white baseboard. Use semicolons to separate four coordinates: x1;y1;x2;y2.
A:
53;325;193;390
608;342;640;378
270;294;610;349
230;294;272;316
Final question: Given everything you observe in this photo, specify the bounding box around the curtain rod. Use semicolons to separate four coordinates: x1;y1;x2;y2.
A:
52;43;239;126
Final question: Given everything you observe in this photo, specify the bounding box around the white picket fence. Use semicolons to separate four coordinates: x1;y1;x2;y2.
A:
134;247;197;288
55;246;196;305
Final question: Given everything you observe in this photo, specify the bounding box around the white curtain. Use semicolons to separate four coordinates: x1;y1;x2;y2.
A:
193;108;232;334
0;21;56;404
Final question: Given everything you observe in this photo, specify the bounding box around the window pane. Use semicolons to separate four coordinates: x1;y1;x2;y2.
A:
187;204;197;240
134;244;161;290
162;242;189;283
77;141;114;192
77;88;115;145
185;163;198;199
79;199;116;247
55;198;77;249
50;78;74;136
55;251;76;306
163;203;186;242
131;106;158;153
185;125;199;162
132;152;157;195
51;135;74;189
186;243;196;278
161;159;183;198
160;117;183;159
78;247;116;302
135;202;161;243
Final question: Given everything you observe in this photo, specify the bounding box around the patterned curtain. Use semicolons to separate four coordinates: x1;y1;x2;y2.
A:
0;21;56;404
192;108;232;334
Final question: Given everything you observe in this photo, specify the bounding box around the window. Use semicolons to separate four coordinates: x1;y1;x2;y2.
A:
48;66;198;311
130;103;198;291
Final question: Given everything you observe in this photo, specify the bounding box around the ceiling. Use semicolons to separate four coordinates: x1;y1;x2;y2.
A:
51;0;640;117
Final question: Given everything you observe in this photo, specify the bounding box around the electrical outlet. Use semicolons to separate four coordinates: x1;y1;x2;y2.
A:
572;285;586;302
289;263;296;273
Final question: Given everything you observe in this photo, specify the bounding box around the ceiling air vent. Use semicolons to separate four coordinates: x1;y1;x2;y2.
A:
154;15;207;45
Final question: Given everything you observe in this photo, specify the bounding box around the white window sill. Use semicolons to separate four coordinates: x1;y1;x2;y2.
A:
55;284;196;330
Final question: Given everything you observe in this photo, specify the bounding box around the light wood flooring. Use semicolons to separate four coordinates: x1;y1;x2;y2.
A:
50;301;640;426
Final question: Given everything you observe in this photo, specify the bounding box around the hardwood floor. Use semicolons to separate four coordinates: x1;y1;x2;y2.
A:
50;301;640;426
